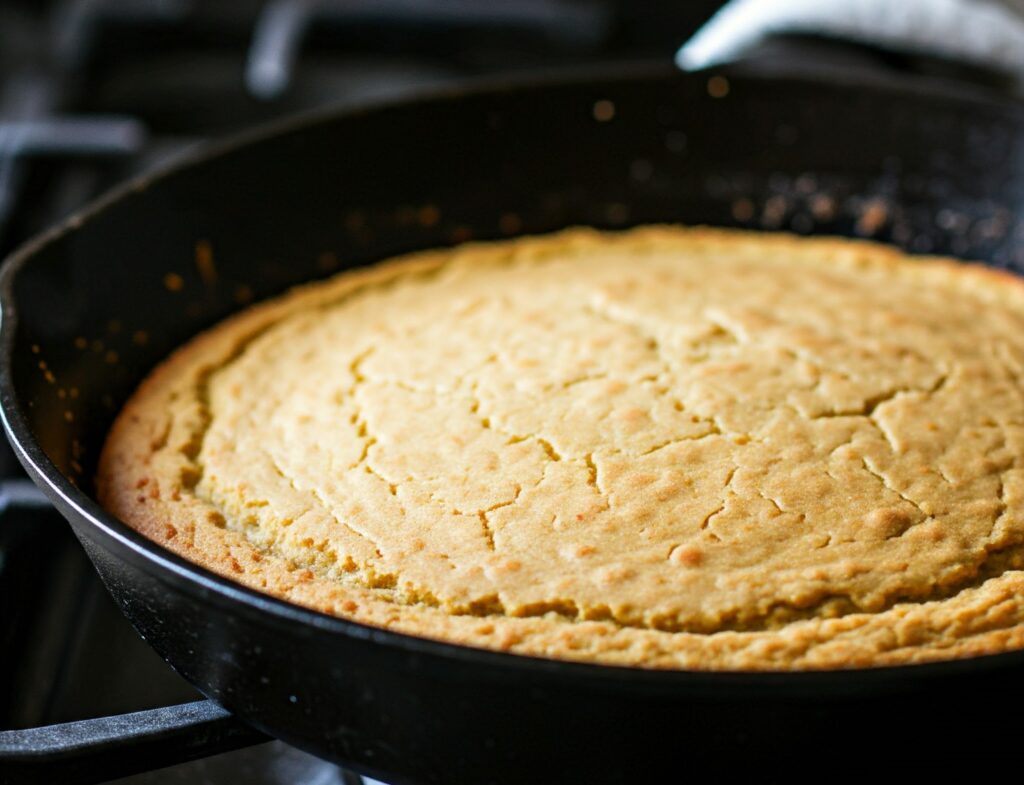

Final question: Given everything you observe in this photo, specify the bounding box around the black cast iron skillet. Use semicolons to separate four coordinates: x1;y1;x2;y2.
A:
3;64;1024;783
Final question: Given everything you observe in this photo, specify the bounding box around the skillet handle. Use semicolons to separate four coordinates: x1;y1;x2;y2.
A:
0;699;268;785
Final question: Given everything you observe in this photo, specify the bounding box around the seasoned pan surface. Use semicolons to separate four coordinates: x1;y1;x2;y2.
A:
4;65;1024;781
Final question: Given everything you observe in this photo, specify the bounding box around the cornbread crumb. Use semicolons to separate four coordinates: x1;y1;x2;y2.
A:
98;226;1024;669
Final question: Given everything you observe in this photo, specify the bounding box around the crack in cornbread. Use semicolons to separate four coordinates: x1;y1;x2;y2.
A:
98;226;1024;668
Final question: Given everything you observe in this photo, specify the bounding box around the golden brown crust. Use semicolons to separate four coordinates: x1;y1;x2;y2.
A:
97;226;1024;670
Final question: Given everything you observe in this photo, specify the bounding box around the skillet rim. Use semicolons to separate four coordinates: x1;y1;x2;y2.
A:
4;61;1024;688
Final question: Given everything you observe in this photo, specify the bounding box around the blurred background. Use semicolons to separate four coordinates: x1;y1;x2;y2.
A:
0;1;729;262
4;0;1018;267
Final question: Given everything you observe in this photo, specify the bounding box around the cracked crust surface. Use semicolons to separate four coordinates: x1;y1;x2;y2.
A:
97;226;1024;669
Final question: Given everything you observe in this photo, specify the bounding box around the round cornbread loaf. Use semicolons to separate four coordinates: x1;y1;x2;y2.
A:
98;226;1024;669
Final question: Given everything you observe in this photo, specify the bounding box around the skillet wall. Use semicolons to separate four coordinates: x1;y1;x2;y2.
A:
8;67;1024;488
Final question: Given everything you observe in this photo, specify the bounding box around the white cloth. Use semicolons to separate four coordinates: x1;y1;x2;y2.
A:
677;0;1024;83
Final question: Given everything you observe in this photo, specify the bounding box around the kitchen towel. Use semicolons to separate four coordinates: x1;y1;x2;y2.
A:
677;0;1024;85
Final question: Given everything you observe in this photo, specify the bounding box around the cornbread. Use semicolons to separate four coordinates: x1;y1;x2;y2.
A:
98;226;1024;669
